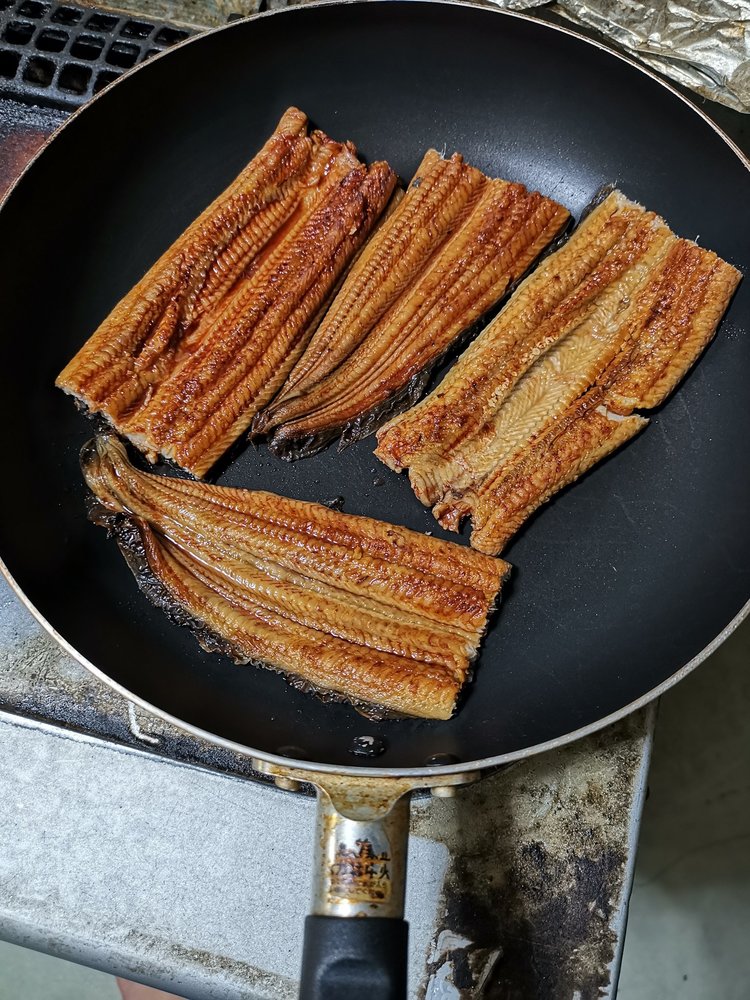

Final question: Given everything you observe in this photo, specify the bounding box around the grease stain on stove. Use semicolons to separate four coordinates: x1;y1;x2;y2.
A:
412;709;649;999
495;839;623;1000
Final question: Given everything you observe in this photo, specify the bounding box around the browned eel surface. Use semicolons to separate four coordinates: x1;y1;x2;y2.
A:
376;190;741;555
82;436;508;719
57;108;397;477
255;150;570;459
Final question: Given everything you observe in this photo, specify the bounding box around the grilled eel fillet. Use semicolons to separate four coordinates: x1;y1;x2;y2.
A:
376;190;741;555
56;108;397;478
254;150;570;459
82;436;508;720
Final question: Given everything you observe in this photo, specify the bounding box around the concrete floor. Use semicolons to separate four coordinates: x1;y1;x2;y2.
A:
1;617;748;999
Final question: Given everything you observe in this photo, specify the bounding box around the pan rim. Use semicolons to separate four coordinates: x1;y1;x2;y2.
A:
1;0;748;779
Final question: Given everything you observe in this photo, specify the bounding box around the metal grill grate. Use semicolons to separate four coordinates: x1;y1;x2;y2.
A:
0;0;193;108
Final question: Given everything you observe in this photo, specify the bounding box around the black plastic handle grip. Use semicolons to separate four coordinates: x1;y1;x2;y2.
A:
299;915;409;1000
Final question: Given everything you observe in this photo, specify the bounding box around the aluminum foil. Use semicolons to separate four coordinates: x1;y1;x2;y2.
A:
480;0;548;7
487;0;750;112
557;1;750;112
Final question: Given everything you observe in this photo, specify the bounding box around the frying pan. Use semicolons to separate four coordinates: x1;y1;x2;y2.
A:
0;1;748;995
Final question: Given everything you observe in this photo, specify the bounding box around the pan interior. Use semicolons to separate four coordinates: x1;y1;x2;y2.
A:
0;1;748;770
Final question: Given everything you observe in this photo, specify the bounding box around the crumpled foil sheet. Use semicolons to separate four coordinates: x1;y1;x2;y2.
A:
555;1;750;112
480;0;548;7
489;0;750;112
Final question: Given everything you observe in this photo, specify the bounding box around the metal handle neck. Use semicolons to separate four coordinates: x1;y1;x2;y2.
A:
312;784;410;918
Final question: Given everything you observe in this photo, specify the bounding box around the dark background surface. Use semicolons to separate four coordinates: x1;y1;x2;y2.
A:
0;1;747;770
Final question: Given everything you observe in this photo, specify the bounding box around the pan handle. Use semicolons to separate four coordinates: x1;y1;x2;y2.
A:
253;759;477;998
299;783;411;1000
300;915;408;1000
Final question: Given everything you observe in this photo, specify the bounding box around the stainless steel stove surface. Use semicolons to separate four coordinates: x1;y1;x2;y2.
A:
0;1;690;996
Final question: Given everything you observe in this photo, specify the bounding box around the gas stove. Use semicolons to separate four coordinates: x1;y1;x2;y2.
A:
0;3;659;997
0;0;191;110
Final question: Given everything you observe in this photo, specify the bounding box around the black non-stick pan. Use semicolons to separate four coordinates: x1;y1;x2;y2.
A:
0;2;747;995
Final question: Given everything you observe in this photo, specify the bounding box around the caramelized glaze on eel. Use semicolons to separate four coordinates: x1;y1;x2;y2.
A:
82;436;508;719
255;149;570;458
57;108;397;477
376;190;741;554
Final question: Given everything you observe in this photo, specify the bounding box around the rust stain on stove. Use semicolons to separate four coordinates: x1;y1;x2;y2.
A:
0;130;49;200
0;101;65;202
